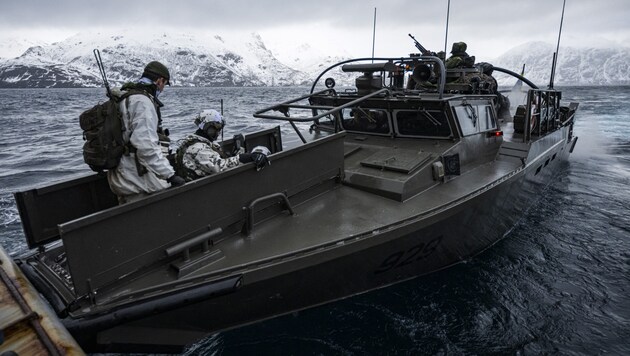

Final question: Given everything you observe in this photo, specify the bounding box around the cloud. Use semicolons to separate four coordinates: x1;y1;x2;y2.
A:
2;0;625;31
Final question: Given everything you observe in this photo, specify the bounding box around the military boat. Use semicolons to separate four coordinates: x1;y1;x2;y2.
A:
10;50;578;353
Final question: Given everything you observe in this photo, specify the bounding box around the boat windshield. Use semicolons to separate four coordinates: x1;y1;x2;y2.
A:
341;108;391;135
453;101;497;136
335;107;454;138
394;109;453;138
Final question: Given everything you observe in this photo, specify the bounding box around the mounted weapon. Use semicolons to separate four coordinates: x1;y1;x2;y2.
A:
408;34;433;56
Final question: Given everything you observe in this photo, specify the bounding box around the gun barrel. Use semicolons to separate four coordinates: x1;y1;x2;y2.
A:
408;34;428;54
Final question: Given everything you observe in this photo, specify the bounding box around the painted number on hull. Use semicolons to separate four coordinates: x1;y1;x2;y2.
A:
374;235;443;274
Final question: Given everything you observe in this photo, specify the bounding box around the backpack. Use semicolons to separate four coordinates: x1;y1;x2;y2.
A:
79;90;146;172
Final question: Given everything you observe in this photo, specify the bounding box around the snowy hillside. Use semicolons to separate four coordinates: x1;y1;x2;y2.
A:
1;33;629;88
0;31;343;88
0;38;48;59
491;41;630;86
266;39;350;75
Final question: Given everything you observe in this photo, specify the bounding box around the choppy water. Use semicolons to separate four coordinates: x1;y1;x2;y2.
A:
1;86;629;355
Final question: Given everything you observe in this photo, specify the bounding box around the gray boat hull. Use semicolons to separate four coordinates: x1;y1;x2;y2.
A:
69;130;576;353
11;53;579;353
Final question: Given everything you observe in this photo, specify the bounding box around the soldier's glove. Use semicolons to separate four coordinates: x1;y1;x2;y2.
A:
251;152;270;171
250;146;271;171
239;146;271;171
167;174;186;187
238;153;266;168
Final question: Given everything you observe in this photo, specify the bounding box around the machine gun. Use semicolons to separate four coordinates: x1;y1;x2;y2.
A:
408;34;434;56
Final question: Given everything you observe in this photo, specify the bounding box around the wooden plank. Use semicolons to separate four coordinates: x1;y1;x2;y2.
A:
0;246;85;355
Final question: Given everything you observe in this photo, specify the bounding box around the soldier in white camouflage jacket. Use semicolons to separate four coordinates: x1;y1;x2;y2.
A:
173;109;270;181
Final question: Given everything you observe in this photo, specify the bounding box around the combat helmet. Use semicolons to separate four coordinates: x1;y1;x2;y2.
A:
143;61;171;85
450;42;468;55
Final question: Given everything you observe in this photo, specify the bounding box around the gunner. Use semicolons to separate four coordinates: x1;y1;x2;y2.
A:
445;42;475;69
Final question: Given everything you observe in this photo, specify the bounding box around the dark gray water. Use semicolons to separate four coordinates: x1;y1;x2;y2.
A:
1;87;629;355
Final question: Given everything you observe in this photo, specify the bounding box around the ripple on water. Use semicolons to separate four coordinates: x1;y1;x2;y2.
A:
1;87;629;355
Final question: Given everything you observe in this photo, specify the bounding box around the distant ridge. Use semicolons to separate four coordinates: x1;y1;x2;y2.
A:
0;32;629;88
492;41;630;86
0;31;350;88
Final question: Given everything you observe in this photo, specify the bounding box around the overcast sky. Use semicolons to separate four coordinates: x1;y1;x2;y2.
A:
1;0;628;60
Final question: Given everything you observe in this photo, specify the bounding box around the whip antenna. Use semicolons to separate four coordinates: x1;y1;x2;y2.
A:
93;49;112;98
549;0;566;89
371;7;377;63
443;0;451;55
220;99;224;145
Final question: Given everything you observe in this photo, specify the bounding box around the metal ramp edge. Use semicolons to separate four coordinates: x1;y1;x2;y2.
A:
497;141;530;165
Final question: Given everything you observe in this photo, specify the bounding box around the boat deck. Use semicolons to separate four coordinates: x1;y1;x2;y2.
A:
100;146;522;302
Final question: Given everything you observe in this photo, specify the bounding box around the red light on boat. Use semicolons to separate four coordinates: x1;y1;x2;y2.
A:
487;130;503;137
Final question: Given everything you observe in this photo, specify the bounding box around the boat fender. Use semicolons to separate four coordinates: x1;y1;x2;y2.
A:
64;275;243;335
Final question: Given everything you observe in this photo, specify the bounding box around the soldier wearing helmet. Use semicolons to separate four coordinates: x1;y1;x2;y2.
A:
107;60;186;204
173;110;270;181
445;42;476;69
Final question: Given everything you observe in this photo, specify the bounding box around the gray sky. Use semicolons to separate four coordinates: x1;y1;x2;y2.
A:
1;0;628;60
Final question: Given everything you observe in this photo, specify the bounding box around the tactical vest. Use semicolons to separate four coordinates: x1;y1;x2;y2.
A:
173;135;223;181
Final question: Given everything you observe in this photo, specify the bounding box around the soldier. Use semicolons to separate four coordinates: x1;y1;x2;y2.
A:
445;42;475;69
107;61;186;204
173;109;270;181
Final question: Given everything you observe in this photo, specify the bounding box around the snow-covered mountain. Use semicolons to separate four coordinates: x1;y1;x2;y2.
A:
0;38;48;59
0;31;350;88
491;41;630;86
266;40;350;76
1;33;629;88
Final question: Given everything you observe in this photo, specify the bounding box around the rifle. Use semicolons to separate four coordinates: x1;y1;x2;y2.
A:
93;49;112;98
408;34;433;56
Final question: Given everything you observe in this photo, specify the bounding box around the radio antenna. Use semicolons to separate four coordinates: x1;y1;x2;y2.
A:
443;0;451;55
371;7;377;63
549;0;566;89
220;99;225;145
93;49;112;98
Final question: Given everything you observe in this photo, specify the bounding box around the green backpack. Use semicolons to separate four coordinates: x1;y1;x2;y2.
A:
79;90;146;172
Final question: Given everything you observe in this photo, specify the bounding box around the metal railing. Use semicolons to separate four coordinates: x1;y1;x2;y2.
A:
308;56;447;98
252;56;463;144
522;89;562;143
253;88;391;143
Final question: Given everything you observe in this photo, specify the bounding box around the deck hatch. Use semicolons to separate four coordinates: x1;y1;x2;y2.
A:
360;148;433;173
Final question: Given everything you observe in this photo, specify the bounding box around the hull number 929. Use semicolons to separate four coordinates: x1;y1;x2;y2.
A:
374;235;443;274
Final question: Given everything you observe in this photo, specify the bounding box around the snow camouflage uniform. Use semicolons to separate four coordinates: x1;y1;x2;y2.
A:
174;134;242;181
107;82;175;202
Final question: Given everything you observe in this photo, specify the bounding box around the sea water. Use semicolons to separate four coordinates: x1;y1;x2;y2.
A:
0;86;629;355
